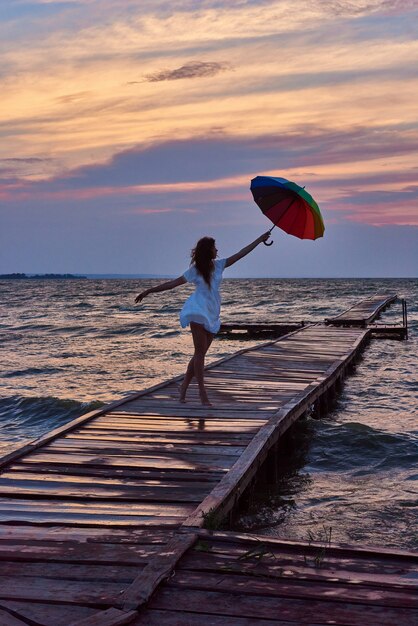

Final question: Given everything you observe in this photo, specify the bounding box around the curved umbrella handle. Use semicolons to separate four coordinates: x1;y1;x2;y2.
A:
263;224;275;246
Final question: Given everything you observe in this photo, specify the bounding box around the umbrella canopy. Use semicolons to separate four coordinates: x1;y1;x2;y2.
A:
251;175;324;240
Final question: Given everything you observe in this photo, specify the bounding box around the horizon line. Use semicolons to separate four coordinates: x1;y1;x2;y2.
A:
1;273;416;280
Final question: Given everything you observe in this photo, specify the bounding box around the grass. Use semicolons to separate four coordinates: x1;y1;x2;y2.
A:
304;524;333;568
201;507;224;530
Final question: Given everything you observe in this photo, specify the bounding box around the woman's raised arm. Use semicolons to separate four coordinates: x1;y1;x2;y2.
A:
135;275;186;303
225;232;271;268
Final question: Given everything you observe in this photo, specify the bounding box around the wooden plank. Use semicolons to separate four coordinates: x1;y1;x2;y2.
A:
0;560;140;582
0;601;97;626
121;533;197;611
178;551;417;591
0;541;159;565
194;528;418;562
0;471;217;489
0;514;180;527
145;383;301;395
188;539;418;577
147;588;416;625
8;463;224;483
132;609;298;625
0;499;193;525
73;425;255;437
95;411;265;420
0;575;125;605
0;475;210;503
169;570;418;609
44;440;245;456
0;608;29;626
21;452;236;472
203;375;316;385
91;416;263;428
0;499;192;517
0;525;169;544
65;432;254;445
109;393;282;405
72;608;137;626
110;407;274;418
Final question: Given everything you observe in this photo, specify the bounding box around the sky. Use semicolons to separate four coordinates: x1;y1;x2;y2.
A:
1;0;417;277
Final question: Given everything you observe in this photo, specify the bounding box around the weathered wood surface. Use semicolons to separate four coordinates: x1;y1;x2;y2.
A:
132;530;418;626
368;323;408;339
121;532;197;610
325;293;397;326
0;608;30;626
218;322;304;338
0;321;401;624
74;608;138;626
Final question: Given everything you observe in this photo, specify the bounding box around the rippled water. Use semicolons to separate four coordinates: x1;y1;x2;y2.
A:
1;278;417;549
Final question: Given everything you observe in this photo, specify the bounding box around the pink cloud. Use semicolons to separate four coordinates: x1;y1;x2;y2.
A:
130;207;172;214
345;203;418;226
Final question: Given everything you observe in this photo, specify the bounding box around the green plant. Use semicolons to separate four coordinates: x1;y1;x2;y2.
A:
304;524;332;568
221;538;284;578
201;507;223;530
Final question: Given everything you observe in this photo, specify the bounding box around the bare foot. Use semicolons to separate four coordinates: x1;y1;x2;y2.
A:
200;397;213;407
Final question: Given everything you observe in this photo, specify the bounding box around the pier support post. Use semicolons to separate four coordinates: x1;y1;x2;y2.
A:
319;392;329;416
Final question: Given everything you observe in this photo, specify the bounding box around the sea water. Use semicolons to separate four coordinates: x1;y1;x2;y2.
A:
1;278;417;549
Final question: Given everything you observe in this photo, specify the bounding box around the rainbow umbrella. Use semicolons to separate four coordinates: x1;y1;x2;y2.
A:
251;175;324;245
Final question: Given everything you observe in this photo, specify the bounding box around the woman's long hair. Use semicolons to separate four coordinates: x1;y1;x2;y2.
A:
191;237;216;286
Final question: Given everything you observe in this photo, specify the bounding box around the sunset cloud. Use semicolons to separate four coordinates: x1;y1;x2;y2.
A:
142;61;231;83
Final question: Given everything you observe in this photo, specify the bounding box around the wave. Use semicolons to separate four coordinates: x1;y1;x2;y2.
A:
2;367;65;378
100;324;146;337
116;305;140;312
9;323;54;331
49;325;93;334
150;330;181;338
306;420;418;473
0;395;104;445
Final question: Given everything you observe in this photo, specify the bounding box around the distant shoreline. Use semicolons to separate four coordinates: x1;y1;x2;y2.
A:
0;273;87;280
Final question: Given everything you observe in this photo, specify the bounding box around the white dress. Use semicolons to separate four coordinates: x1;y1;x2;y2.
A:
180;258;227;334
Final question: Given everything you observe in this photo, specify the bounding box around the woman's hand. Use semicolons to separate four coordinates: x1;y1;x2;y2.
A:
135;290;148;304
258;231;271;244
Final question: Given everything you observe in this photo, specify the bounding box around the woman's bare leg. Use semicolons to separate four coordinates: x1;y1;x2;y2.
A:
190;322;213;406
180;325;213;404
179;357;194;403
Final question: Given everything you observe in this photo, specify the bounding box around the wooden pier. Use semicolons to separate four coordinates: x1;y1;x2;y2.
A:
325;293;397;327
0;295;415;625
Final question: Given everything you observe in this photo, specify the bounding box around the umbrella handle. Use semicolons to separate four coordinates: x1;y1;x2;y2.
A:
263;223;275;245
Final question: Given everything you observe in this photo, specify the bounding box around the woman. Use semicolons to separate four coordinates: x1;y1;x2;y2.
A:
135;231;271;405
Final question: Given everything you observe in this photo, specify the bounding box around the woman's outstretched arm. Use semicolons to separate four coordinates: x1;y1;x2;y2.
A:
135;276;186;303
225;231;271;268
